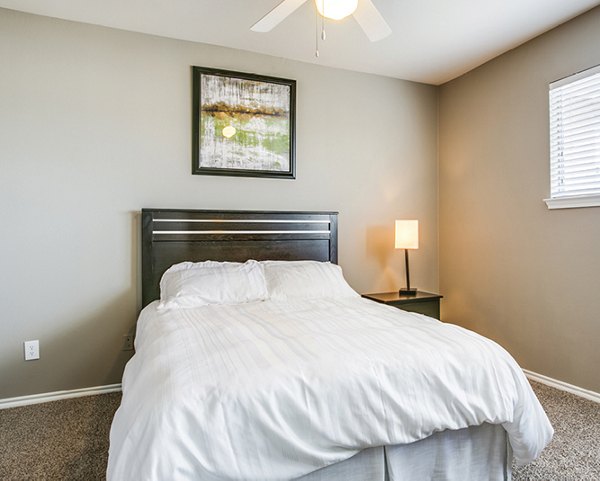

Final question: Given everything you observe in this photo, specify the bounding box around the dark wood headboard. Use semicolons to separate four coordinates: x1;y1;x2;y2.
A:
141;209;338;307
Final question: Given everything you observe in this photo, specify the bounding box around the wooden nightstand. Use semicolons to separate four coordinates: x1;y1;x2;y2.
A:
362;291;443;320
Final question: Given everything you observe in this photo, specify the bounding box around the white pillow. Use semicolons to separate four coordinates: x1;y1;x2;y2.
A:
262;260;358;301
158;260;268;310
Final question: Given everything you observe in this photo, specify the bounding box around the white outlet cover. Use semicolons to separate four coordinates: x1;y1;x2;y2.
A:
24;340;40;361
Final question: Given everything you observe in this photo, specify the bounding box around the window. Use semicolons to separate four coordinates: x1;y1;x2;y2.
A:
546;65;600;209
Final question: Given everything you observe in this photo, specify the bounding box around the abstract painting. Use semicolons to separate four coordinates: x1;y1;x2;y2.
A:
192;67;296;178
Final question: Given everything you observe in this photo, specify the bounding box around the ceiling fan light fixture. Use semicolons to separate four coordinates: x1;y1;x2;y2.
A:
315;0;359;21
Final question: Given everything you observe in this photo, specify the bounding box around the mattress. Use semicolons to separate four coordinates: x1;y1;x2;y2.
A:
107;297;552;480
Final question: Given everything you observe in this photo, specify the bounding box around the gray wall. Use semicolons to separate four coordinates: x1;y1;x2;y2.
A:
439;7;600;392
0;9;438;398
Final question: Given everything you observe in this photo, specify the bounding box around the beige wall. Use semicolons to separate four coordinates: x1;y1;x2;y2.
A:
439;7;600;392
0;9;438;398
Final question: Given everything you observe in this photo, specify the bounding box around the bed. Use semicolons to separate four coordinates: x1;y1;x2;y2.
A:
107;209;552;481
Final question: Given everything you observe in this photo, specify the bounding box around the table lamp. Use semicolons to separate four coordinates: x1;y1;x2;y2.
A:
395;220;419;295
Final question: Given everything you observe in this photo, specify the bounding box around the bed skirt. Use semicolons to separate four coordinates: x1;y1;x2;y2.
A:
298;423;511;481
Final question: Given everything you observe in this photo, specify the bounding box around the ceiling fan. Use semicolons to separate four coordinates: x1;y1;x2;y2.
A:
251;0;392;42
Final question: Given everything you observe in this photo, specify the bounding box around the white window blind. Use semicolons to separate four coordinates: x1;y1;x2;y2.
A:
546;65;600;209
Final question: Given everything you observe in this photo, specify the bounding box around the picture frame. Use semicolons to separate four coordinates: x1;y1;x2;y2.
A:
192;66;296;179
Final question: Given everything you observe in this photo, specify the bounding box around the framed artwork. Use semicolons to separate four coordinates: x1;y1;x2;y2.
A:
192;66;296;179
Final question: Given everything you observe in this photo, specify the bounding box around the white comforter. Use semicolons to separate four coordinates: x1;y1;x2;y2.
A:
108;298;552;481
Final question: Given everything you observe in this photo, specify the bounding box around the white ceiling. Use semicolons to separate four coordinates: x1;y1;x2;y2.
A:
2;0;599;84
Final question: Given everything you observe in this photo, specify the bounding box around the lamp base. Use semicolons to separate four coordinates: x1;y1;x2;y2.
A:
399;287;418;296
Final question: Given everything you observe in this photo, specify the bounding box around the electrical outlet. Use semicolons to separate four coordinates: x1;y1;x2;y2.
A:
24;340;40;361
122;334;134;351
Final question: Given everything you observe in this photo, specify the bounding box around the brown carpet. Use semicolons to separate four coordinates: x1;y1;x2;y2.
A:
0;382;598;480
0;393;121;480
512;382;600;480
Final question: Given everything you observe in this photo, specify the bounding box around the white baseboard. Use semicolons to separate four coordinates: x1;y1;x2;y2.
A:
2;371;598;410
0;383;122;410
524;369;600;404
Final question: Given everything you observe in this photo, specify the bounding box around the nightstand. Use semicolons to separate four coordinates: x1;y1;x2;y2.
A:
362;291;443;320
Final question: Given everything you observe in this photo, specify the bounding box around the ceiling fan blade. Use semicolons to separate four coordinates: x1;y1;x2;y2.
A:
352;0;392;42
251;0;309;32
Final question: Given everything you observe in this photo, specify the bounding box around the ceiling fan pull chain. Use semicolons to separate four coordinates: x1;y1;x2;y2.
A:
321;15;326;41
315;10;319;57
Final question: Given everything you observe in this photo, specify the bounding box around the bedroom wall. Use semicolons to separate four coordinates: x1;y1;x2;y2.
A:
439;6;600;392
0;8;438;398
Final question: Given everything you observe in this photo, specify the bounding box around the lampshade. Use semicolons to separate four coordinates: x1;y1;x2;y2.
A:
395;220;419;250
222;125;237;138
315;0;358;20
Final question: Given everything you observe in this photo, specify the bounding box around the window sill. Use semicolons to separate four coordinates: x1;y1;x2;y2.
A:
544;195;600;210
